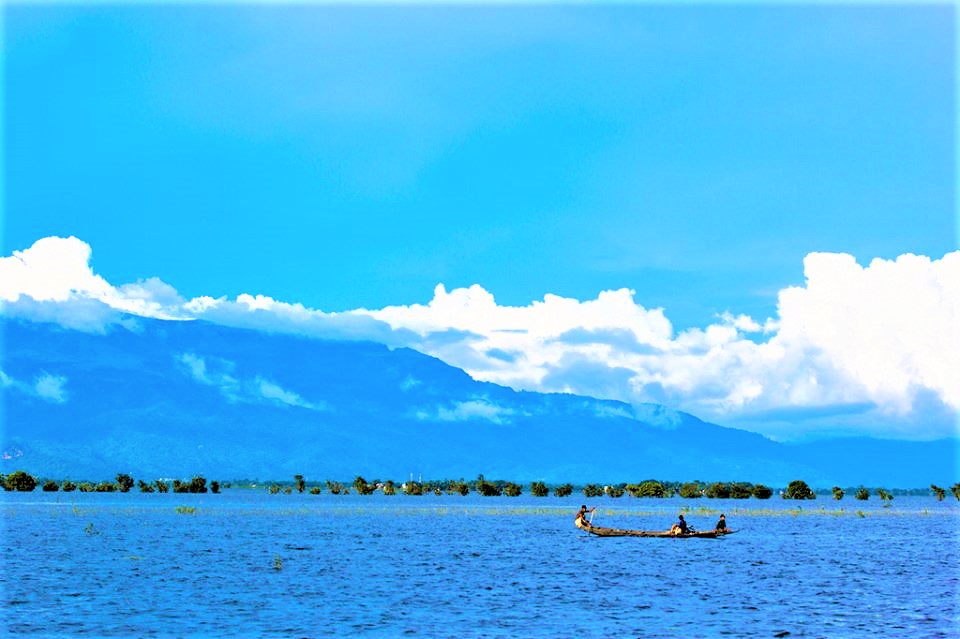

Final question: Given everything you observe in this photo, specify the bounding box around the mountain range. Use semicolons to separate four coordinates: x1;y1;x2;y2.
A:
1;316;955;487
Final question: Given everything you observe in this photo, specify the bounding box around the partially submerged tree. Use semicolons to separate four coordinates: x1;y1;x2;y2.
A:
855;486;869;500
627;481;667;498
503;482;522;497
294;475;306;494
553;483;573;497
42;480;59;492
704;482;731;499
530;481;549;497
751;484;773;499
831;486;844;500
582;484;604;498
4;471;38;492
784;480;816;500
678;482;702;499
930;484;946;501
116;474;135;493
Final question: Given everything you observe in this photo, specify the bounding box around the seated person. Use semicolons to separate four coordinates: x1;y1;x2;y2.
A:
715;514;727;533
670;514;689;534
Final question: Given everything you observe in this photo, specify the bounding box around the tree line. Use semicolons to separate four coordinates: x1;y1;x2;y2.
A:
4;470;958;501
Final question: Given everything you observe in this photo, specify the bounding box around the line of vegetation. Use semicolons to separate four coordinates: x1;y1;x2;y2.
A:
4;470;958;501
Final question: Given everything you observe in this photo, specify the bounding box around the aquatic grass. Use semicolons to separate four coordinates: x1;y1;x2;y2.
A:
175;506;196;514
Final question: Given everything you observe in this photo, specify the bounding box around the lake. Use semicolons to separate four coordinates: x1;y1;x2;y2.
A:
2;492;958;638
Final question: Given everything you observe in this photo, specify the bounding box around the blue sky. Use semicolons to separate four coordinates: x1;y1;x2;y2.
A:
4;4;954;329
2;4;958;441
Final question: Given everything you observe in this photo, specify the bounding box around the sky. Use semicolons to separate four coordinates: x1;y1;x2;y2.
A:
1;3;958;441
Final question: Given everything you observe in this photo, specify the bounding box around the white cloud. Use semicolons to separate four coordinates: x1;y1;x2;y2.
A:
417;398;516;424
0;369;68;404
176;352;324;410
34;374;68;403
3;236;958;440
254;376;324;410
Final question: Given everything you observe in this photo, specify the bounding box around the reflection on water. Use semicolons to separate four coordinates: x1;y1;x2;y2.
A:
3;493;958;638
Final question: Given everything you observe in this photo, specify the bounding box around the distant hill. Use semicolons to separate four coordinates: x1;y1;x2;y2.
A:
1;317;954;487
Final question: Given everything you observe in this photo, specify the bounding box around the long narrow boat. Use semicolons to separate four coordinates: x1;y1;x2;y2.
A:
575;517;736;538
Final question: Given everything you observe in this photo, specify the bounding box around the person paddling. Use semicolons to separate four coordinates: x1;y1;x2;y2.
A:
575;505;596;527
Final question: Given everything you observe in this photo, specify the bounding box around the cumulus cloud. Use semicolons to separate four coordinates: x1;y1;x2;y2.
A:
2;236;958;440
362;253;960;440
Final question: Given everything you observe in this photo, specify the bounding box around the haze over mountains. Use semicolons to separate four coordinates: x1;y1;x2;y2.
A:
1;316;955;487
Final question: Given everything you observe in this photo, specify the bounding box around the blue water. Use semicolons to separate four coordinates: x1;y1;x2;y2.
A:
2;492;958;638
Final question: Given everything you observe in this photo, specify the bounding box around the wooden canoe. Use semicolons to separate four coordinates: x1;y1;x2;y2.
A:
575;517;736;538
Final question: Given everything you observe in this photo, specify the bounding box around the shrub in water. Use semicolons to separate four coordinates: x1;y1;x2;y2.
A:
553;483;573;497
503;482;522;497
752;484;773;499
605;485;625;498
729;483;753;499
855;487;869;500
784;480;816;500
831;486;844;500
116;474;134;493
61;480;77;492
5;470;38;492
582;484;604;498
704;482;730;499
679;482;702;499
530;481;549;497
42;480;59;492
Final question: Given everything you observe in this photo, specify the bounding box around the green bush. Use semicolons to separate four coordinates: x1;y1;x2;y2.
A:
784;480;816;500
704;482;730;499
751;484;773;499
475;475;501;496
530;481;549;497
353;476;375;495
951;483;960;500
42;480;59;492
94;482;117;493
605;485;625;498
831;486;844;500
189;476;208;493
403;481;423;496
855;486;869;500
155;480;169;493
5;470;38;492
78;482;94;493
503;482;522;497
931;484;946;501
729;483;753;499
61;480;77;492
116;474;135;493
553;483;573;497
210;481;220;494
627;481;667;498
877;488;893;501
678;482;702;499
582;484;604;498
294;475;306;493
137;480;155;493
309;486;321;495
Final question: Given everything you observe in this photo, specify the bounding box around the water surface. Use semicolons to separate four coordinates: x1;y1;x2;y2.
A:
3;492;958;638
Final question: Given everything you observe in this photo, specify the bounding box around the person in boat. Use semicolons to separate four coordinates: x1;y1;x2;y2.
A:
575;505;596;527
714;514;727;533
670;514;689;535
